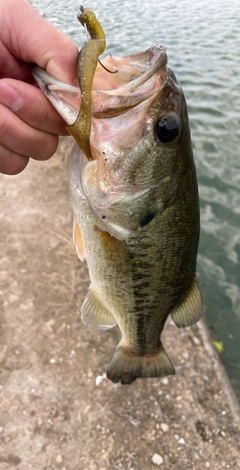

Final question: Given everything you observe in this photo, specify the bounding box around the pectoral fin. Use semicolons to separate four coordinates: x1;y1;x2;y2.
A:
81;287;117;329
171;277;202;328
73;218;85;262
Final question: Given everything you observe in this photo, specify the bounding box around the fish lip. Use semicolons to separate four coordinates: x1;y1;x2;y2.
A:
31;64;80;126
31;65;79;95
102;45;168;96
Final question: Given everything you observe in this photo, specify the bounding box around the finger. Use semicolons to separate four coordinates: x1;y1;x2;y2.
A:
0;38;32;82
0;143;29;175
0;103;59;160
0;79;69;135
2;0;79;83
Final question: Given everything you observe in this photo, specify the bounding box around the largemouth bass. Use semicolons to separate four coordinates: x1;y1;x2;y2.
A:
32;7;201;385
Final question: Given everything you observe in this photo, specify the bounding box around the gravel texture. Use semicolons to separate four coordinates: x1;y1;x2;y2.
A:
0;138;240;470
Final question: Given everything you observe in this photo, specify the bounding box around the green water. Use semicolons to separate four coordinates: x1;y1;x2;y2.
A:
30;0;240;399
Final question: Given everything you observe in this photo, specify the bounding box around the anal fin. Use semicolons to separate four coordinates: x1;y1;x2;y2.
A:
107;343;175;385
171;276;202;328
81;287;117;330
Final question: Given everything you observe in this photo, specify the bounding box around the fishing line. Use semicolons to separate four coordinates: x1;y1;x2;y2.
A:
0;198;71;205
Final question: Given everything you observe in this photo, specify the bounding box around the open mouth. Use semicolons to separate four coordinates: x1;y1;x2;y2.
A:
32;45;168;124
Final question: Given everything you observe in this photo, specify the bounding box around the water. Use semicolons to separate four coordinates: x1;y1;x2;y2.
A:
30;0;240;398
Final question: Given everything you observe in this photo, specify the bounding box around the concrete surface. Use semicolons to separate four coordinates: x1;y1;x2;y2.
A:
0;137;240;470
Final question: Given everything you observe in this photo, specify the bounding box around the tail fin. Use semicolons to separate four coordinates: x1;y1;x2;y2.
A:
107;343;175;385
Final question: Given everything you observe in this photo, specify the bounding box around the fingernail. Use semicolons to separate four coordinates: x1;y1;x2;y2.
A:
0;82;22;112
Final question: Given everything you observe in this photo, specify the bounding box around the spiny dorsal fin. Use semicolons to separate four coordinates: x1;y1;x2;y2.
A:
81;287;116;329
171;276;202;328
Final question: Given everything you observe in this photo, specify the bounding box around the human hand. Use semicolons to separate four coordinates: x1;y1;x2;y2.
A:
0;0;78;174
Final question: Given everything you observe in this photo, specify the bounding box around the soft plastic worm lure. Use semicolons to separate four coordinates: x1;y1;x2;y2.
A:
67;6;106;161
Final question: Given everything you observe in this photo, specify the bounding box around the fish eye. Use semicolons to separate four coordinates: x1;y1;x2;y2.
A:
156;115;180;144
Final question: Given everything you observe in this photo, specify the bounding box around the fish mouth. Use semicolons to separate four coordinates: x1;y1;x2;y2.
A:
32;45;167;125
32;46;170;239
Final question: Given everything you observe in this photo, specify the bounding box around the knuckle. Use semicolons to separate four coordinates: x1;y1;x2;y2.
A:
0;112;11;141
0;145;29;175
35;135;59;161
31;103;47;129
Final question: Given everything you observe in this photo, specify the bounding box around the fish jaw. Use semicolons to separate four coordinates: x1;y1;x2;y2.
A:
32;46;171;241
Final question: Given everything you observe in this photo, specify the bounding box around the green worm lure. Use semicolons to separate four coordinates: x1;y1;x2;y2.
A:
67;6;106;161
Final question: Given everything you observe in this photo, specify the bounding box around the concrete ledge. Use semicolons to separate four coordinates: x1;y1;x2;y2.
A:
0;138;239;469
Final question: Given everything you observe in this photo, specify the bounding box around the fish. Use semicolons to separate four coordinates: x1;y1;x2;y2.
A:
32;6;202;385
